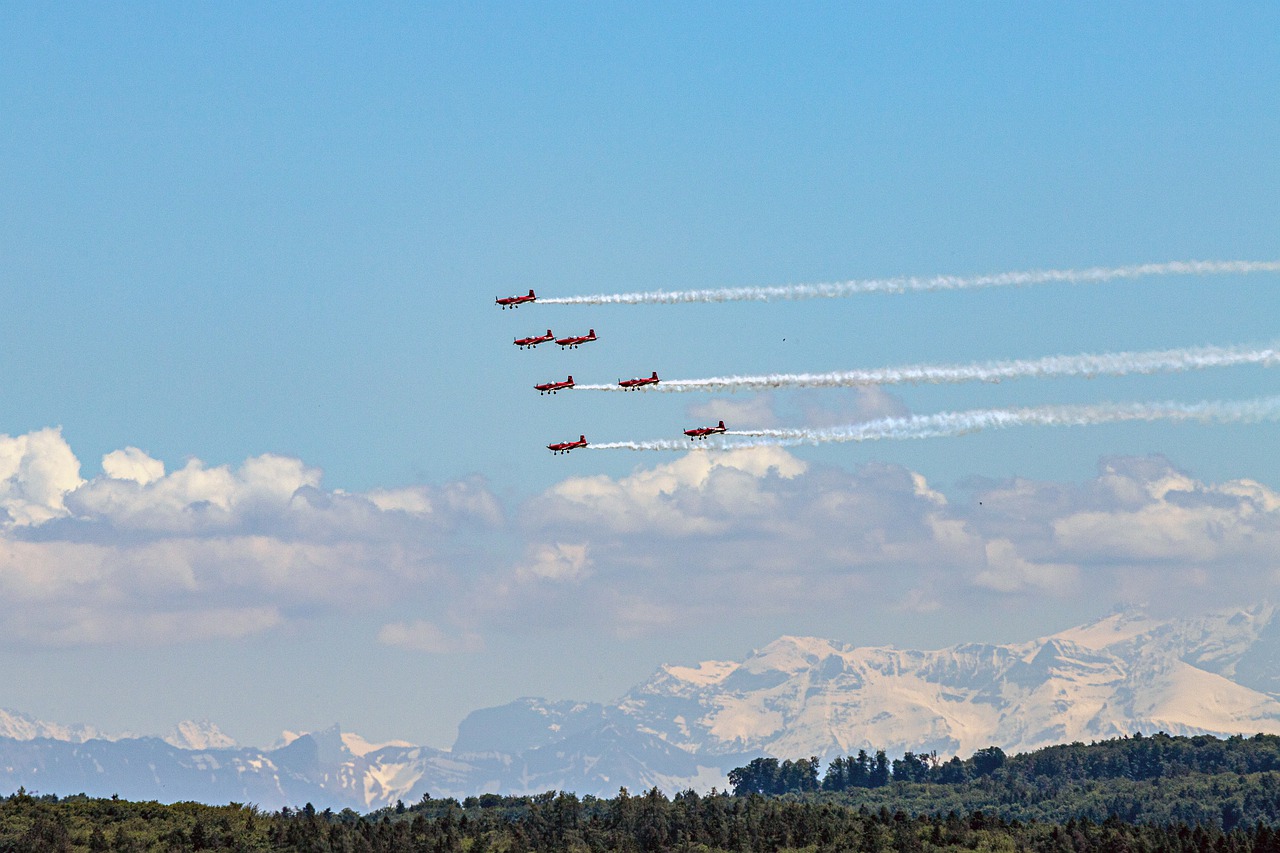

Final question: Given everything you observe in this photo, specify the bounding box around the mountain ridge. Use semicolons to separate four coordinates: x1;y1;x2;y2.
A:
6;604;1280;809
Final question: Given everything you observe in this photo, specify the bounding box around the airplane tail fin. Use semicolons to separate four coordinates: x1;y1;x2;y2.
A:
580;435;586;442
529;289;536;296
589;329;595;337
567;376;574;383
652;371;659;379
718;420;725;429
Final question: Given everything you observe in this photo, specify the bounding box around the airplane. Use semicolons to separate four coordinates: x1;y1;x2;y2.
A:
534;376;574;394
684;420;727;440
618;371;659;390
555;329;596;349
496;289;536;309
515;330;555;349
547;435;587;454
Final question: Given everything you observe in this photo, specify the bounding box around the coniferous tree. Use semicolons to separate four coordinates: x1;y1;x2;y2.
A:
870;750;891;787
850;749;872;788
823;755;848;791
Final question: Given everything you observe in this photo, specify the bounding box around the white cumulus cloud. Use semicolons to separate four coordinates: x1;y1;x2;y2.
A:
101;447;165;485
4;426;1278;652
0;428;502;648
0;427;84;525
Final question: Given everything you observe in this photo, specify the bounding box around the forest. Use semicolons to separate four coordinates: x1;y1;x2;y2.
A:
6;732;1280;852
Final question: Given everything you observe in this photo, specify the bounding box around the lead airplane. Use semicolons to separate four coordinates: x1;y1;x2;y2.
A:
547;435;587;454
684;420;727;440
555;329;596;349
496;289;536;309
619;371;659;390
534;375;574;394
515;330;555;349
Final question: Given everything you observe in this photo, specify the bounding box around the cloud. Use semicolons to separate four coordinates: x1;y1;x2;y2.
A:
377;620;482;654
687;394;783;429
531;446;806;537
0;427;84;525
501;448;976;636
506;449;1280;638
101;447;165;485
972;539;1080;595
516;542;593;582
0;429;503;648
685;388;910;432
794;386;910;427
965;456;1280;572
4;427;1279;652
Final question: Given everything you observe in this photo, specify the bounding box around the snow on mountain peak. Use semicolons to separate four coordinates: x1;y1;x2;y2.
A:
662;659;739;687
742;636;846;674
1051;608;1162;650
0;708;118;743
342;732;415;757
164;720;236;750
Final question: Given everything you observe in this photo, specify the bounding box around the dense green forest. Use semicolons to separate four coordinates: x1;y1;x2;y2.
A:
729;732;1280;827
8;733;1280;852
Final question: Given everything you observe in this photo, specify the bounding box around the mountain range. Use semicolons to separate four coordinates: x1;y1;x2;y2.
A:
6;604;1280;810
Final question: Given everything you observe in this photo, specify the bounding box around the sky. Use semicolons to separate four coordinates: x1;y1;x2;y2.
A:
1;3;1278;750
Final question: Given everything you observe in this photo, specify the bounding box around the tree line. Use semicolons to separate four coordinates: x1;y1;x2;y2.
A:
729;729;1280;797
728;732;1280;828
9;733;1280;851
726;745;1009;796
10;784;1280;853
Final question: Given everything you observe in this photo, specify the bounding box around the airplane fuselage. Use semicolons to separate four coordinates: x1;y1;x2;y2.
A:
496;289;536;309
547;435;587;454
556;330;596;349
535;376;574;395
516;330;554;348
619;371;659;390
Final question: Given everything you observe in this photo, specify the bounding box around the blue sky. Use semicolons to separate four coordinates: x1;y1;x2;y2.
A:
1;3;1278;749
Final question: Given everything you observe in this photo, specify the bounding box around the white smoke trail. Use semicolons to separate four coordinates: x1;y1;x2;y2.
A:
574;343;1279;393
585;395;1280;451
540;260;1280;306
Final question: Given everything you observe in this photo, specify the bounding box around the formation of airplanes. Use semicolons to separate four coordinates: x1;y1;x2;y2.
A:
494;292;719;452
514;329;597;349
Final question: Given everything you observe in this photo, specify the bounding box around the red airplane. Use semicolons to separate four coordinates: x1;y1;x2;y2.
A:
535;376;574;395
684;420;727;440
515;330;555;349
555;329;597;349
496;289;536;309
547;435;587;454
618;371;659;390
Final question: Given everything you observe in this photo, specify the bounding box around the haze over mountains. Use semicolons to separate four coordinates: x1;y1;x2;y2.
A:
6;604;1280;811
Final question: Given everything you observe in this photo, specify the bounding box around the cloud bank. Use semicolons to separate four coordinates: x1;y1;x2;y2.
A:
2;428;1278;650
0;428;501;647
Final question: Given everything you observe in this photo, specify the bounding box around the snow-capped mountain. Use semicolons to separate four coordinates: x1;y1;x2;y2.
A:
7;604;1280;810
164;720;237;750
0;708;119;743
618;624;1280;761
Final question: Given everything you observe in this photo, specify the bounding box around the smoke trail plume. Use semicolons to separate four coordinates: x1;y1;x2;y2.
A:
541;260;1280;306
586;395;1280;451
574;343;1280;393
